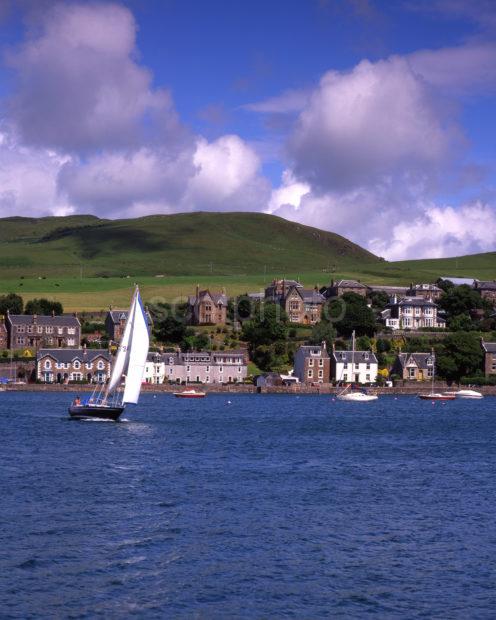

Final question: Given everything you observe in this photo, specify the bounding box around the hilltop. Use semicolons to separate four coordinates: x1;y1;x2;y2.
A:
0;212;495;311
0;212;379;278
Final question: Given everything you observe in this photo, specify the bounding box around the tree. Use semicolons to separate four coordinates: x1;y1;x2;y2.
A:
242;302;288;347
25;298;63;315
0;293;23;315
436;333;484;381
327;292;376;337
154;316;186;344
308;321;336;350
438;285;482;318
368;291;389;310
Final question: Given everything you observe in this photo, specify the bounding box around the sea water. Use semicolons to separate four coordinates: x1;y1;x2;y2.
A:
1;392;495;618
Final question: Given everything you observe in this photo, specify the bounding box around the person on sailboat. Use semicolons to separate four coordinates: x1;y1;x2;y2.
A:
73;396;81;406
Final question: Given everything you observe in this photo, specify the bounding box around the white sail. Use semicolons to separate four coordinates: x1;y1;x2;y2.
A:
106;293;136;395
122;289;150;405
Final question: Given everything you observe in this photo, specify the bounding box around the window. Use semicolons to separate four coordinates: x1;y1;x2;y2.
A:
97;361;105;370
68;327;75;334
308;359;314;367
27;326;33;334
307;369;313;378
71;372;82;382
238;366;242;373
318;370;323;378
16;336;25;345
355;363;359;369
67;339;75;346
85;362;93;369
58;327;63;335
206;376;210;382
206;365;210;372
37;326;43;334
17;325;25;333
408;367;416;379
366;363;370;370
219;367;223;373
427;368;434;378
44;360;51;369
186;365;190;372
319;359;324;367
73;361;81;370
366;374;370;381
46;326;54;334
415;307;421;316
343;374;348;381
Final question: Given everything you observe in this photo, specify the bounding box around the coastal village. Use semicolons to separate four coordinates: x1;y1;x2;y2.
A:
1;276;495;391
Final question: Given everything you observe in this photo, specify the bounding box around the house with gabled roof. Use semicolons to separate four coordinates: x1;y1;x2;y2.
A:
323;279;368;298
37;348;111;384
105;308;153;341
481;340;496;377
474;281;496;305
390;352;435;381
381;297;445;330
6;313;81;350
293;343;330;383
187;286;228;325
265;280;325;324
330;349;378;385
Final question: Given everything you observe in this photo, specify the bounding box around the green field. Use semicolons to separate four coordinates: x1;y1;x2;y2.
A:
0;212;494;311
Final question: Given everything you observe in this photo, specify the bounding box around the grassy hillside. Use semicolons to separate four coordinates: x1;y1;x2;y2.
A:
0;212;379;278
0;212;494;311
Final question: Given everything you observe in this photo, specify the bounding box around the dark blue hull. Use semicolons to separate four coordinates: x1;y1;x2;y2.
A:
68;404;125;421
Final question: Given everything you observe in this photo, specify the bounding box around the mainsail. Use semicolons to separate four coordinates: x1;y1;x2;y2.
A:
105;287;149;405
123;292;150;404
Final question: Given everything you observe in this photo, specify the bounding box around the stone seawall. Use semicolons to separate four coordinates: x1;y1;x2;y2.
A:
4;383;496;396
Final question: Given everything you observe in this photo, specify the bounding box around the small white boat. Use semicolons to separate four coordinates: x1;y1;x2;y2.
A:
454;389;484;399
336;391;378;402
418;392;456;401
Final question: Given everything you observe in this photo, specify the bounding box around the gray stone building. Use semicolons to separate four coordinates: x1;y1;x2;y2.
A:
37;348;111;383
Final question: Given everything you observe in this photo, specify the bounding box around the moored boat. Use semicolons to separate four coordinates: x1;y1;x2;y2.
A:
454;389;484;399
173;389;206;398
418;392;456;401
336;391;378;402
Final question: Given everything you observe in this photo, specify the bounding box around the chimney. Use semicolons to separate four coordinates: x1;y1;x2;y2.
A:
51;310;55;317
321;340;326;350
33;314;37;324
332;341;336;352
196;284;200;299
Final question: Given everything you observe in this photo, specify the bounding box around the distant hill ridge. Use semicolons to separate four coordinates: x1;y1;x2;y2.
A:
0;212;379;277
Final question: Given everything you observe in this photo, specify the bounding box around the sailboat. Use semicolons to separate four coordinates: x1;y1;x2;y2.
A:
336;331;378;402
68;286;150;420
418;349;455;401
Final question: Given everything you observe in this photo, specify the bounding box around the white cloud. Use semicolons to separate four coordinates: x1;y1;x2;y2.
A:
369;202;496;260
6;2;183;152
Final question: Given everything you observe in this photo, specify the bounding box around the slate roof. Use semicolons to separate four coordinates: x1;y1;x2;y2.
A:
482;342;496;353
300;289;325;304
395;352;435;370
162;350;247;365
476;280;496;290
367;285;409;295
334;279;367;289
108;310;153;325
332;350;378;364
297;345;330;359
409;283;442;293
37;348;110;363
8;314;80;326
187;291;228;306
439;277;476;286
392;297;438;307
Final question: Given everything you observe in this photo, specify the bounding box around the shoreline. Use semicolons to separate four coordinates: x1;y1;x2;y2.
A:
3;383;496;396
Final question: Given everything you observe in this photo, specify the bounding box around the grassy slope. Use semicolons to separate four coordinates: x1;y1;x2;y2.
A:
0;213;494;311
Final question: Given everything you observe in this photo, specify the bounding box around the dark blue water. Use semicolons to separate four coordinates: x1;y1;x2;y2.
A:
1;392;496;619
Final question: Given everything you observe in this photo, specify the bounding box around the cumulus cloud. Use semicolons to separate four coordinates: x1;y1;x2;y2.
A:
288;56;459;192
369;202;496;260
6;2;184;152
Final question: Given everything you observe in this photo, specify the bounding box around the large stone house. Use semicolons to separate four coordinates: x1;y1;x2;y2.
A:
406;283;443;301
323;279;368;298
187;288;228;325
390;352;435;381
144;349;248;384
7;313;81;350
293;343;330;384
330;349;378;384
265;280;325;324
37;348;111;383
474;281;496;305
381;297;445;330
105;308;153;341
481;341;496;377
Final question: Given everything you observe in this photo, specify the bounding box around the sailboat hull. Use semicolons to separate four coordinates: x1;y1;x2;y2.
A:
68;405;125;421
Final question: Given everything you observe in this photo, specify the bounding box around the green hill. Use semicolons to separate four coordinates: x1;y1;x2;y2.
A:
0;212;379;278
0;212;494;311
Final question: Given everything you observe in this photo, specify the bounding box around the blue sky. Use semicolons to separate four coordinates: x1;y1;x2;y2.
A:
0;0;495;259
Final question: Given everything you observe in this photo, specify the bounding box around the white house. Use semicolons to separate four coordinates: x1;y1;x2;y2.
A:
381;297;445;331
330;350;378;385
143;350;248;384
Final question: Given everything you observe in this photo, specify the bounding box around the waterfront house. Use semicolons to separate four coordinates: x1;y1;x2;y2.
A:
330;349;378;384
144;352;167;384
474;280;496;305
7;313;81;351
390;352;435;381
323;279;368;298
105;308;153;341
293;343;330;384
381;297;445;330
187;287;228;325
37;348;111;384
154;349;248;384
481;340;496;377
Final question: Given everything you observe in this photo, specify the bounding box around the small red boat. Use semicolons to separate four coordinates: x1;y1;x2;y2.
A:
173;389;206;399
418;393;456;401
